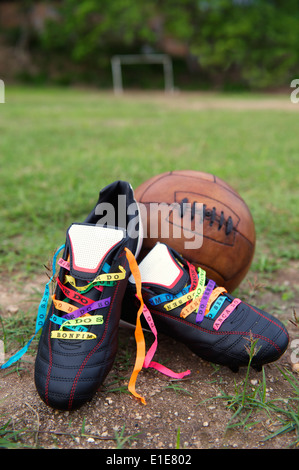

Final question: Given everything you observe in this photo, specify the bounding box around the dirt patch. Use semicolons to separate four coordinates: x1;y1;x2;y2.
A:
0;265;298;451
117;91;299;112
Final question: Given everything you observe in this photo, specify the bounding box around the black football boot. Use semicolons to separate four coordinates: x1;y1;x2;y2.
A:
34;181;142;410
121;243;289;372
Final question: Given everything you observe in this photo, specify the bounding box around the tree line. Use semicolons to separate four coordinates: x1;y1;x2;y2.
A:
3;0;299;89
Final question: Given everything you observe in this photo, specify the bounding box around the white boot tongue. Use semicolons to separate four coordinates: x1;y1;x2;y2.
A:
68;223;125;276
131;243;185;289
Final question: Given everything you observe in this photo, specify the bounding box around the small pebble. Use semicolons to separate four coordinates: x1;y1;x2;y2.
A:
7;305;19;314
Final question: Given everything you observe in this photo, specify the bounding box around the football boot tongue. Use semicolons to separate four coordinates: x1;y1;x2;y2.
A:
131;243;190;295
67;223;126;282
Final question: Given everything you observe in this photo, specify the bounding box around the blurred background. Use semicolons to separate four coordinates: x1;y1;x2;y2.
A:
0;1;299;275
1;0;299;91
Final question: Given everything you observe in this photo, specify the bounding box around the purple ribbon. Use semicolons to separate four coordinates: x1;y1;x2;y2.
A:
196;280;215;324
62;296;111;320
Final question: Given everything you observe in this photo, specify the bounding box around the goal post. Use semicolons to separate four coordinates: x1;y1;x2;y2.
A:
111;54;174;94
0;79;4;103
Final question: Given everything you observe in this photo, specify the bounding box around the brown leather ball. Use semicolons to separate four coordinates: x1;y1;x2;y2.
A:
135;170;256;292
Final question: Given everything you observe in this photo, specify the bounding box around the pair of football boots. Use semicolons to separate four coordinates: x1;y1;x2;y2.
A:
34;181;289;410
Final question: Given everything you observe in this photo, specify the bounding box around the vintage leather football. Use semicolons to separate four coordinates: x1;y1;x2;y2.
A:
135;170;256;292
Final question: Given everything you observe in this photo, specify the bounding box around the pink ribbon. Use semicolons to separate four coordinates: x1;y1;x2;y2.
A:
140;301;191;379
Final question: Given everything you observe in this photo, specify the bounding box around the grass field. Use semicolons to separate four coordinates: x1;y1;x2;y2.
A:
0;86;298;277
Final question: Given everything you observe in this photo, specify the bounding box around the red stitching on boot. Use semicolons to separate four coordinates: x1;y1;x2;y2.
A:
151;308;283;354
45;303;55;406
67;253;127;410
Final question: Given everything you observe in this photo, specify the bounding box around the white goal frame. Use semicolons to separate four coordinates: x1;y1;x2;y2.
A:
111;54;174;93
0;79;4;103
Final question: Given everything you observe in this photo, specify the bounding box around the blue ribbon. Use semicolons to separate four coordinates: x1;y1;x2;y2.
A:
206;295;231;319
149;285;191;306
0;244;65;369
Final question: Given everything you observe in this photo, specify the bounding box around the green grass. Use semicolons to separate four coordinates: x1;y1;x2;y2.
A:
0;86;299;277
200;336;299;447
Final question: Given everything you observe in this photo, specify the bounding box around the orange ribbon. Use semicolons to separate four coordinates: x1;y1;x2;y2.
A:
125;247;147;405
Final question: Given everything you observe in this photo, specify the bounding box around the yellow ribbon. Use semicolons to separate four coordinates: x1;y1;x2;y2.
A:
64;266;126;291
51;331;96;340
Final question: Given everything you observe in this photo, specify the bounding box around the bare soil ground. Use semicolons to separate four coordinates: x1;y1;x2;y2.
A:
120;90;299;112
0;261;298;451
